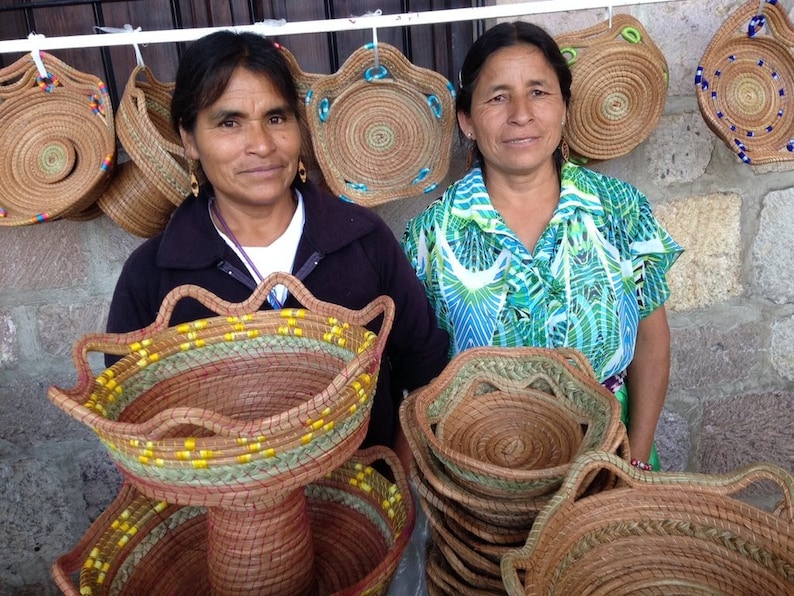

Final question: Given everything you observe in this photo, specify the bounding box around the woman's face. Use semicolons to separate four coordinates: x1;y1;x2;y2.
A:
180;66;301;210
458;43;566;181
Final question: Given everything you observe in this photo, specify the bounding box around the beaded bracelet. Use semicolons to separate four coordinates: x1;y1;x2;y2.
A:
631;458;654;472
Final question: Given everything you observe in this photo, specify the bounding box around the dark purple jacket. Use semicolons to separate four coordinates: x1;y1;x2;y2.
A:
106;180;450;448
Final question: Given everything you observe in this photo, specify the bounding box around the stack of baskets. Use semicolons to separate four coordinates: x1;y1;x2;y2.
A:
399;347;628;594
48;274;415;595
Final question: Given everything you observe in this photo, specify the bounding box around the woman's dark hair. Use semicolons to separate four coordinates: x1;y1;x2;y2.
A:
457;21;572;172
171;31;300;134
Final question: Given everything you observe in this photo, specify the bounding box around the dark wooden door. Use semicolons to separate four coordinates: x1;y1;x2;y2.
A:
0;0;477;108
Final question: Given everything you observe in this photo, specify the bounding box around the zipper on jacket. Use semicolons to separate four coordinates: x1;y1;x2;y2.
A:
217;251;324;296
216;260;257;291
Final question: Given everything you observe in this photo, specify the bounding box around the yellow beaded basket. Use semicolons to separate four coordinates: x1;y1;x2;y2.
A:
48;273;394;508
52;446;415;596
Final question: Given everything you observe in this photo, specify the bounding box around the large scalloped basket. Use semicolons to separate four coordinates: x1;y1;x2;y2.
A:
411;347;626;500
47;273;395;509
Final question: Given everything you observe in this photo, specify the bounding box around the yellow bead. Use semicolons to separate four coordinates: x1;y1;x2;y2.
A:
176;451;191;460
195;339;205;348
177;324;191;333
237;454;253;464
184;438;196;450
192;460;208;469
301;432;313;444
263;448;276;458
154;501;168;513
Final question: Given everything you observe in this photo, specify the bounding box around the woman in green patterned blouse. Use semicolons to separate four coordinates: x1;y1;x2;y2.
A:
401;21;682;471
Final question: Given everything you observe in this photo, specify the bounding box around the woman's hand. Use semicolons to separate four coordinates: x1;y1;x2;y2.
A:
626;305;671;462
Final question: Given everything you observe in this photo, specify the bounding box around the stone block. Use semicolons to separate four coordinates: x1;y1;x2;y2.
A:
655;409;690;472
669;320;764;393
0;310;17;366
37;302;109;357
77;447;123;523
0;222;88;292
639;113;713;185
753;188;794;304
698;392;794;494
771;315;794;381
0;448;86;593
654;193;742;312
0;377;94;444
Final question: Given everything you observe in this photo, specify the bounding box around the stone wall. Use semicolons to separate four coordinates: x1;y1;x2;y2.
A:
1;0;793;592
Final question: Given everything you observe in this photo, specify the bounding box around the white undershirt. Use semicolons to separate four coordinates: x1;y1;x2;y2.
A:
213;191;306;306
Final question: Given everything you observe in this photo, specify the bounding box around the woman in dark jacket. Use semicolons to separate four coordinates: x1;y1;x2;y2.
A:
106;30;449;455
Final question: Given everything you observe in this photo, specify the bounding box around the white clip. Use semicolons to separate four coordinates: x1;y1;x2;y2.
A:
359;10;383;74
254;18;287;29
95;24;145;67
27;32;48;78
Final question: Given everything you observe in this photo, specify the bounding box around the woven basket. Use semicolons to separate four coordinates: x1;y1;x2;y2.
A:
98;65;189;237
48;272;394;508
696;0;794;165
305;42;456;206
0;51;115;226
52;446;415;596
411;347;625;500
501;450;794;596
425;542;504;596
278;43;323;175
555;14;668;161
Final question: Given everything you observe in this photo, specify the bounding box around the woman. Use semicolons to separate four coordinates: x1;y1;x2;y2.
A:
106;31;449;456
402;21;682;471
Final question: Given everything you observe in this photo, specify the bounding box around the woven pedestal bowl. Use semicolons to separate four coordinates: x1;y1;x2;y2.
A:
0;51;115;226
305;42;456;206
555;14;668;162
48;273;394;595
98;65;189;237
411;347;625;500
696;0;794;165
53;447;415;596
502;451;794;596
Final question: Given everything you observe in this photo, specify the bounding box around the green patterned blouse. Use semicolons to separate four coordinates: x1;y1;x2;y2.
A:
401;162;683;382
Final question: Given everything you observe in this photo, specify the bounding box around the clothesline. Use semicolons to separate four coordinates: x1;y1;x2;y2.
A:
0;0;685;54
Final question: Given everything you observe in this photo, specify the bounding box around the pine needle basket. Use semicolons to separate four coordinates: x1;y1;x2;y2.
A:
0;51;115;226
52;446;415;596
47;272;394;508
555;14;668;162
98;65;189;237
305;42;456;206
696;0;794;165
410;347;626;500
501;450;794;596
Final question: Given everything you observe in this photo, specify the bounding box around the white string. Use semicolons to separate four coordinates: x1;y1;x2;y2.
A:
27;32;48;78
95;24;145;67
758;0;765;15
607;5;613;28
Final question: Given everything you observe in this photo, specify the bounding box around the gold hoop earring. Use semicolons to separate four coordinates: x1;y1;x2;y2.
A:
560;139;570;163
189;161;200;197
297;159;307;184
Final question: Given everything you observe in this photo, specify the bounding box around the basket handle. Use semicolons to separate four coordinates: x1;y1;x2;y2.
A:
67;272;395;397
347;445;412;497
562;451;794;521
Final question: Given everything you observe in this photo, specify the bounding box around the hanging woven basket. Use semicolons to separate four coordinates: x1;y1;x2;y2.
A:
555;14;669;162
305;42;456;206
52;446;415;596
98;65;189;237
696;0;794;165
0;51;115;226
501;451;794;596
